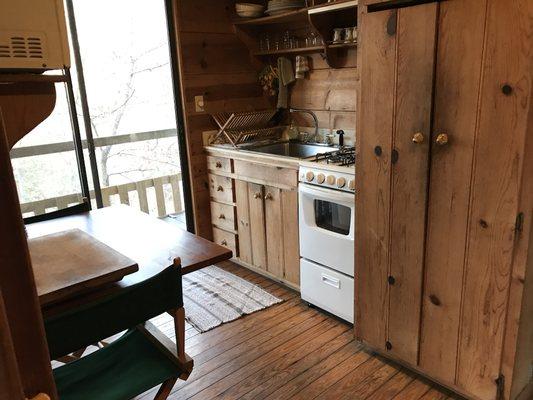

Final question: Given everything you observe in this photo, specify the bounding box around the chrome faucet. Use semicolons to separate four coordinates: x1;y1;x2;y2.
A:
289;108;319;142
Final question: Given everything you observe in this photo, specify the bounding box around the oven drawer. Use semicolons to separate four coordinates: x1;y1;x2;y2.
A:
300;258;354;323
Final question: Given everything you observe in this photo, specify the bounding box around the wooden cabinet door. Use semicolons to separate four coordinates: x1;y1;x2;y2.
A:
264;186;284;278
281;189;299;286
247;182;267;270
235;180;253;265
355;2;437;365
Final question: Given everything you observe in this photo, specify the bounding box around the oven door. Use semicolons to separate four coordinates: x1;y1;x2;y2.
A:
299;183;355;276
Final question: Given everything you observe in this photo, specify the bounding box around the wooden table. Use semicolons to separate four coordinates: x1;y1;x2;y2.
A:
26;205;232;316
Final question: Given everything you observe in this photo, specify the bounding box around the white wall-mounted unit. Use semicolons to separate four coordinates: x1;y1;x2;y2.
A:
0;0;70;71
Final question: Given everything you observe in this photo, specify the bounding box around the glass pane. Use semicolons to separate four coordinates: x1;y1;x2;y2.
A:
72;0;183;223
10;82;84;218
314;200;351;235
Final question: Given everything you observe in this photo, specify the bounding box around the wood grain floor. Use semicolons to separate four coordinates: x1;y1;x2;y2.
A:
135;261;462;400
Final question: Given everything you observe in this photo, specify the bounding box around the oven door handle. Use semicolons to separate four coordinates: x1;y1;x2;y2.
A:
299;183;354;204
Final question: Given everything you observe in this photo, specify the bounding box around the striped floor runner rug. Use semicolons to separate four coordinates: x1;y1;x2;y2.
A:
154;266;283;333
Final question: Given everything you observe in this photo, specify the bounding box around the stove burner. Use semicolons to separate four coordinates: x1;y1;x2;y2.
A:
314;146;356;166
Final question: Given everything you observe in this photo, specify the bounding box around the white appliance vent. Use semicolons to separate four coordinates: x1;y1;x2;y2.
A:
0;34;45;59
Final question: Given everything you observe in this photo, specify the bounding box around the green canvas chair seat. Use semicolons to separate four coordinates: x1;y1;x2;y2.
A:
44;264;183;360
53;328;182;400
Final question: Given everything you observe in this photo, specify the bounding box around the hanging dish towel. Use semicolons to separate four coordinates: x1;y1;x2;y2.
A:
277;57;295;109
295;55;309;79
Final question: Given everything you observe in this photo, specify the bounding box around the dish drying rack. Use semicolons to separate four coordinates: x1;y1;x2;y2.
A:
209;110;283;147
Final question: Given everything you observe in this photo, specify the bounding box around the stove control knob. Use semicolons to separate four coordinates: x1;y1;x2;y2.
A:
337;177;346;188
316;173;325;184
349;180;355;191
305;171;315;182
326;175;336;185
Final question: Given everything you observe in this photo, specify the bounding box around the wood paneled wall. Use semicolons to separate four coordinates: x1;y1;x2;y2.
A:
290;50;358;140
173;0;269;238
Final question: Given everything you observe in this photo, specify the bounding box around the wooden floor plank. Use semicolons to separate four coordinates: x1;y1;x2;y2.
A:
170;316;333;399
209;326;353;399
263;341;363;400
239;333;356;400
130;261;459;400
364;368;415;399
287;349;373;399
392;378;433;399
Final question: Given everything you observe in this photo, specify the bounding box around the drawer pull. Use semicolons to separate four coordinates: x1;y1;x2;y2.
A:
253;192;262;199
321;274;340;289
264;192;273;200
221;239;228;246
219;214;226;220
217;185;224;192
215;161;222;168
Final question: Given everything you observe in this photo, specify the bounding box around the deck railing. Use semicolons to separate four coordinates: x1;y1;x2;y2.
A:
20;173;184;219
14;128;183;219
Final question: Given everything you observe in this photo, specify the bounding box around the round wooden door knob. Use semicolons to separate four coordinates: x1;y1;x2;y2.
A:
306;171;315;182
317;173;325;184
435;133;449;146
326;175;336;185
412;132;425;144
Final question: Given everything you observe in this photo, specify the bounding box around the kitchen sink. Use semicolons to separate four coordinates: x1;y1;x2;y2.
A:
244;142;336;159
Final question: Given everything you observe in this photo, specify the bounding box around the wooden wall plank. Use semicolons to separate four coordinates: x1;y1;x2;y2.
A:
0;110;57;399
0;289;25;400
419;0;488;385
387;2;437;366
354;7;396;352
456;1;533;398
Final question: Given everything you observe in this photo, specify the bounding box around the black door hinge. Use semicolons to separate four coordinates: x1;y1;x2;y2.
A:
515;212;524;235
495;374;505;400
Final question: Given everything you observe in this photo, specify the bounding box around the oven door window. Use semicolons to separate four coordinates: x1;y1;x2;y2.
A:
314;200;351;235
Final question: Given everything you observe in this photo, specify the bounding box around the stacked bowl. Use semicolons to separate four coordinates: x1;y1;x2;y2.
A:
235;3;265;18
266;0;305;15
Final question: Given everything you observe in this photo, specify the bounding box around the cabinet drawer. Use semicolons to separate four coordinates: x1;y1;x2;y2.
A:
207;156;232;173
300;258;354;323
233;160;297;188
210;201;236;231
208;174;234;203
212;227;237;256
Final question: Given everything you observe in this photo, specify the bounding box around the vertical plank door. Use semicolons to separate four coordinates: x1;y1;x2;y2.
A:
355;4;397;353
419;0;488;385
264;185;284;279
281;189;300;286
455;1;533;399
235;180;253;265
387;2;437;365
247;183;267;270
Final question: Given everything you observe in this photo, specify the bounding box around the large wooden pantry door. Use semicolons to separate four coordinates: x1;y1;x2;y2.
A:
355;2;437;366
356;1;533;400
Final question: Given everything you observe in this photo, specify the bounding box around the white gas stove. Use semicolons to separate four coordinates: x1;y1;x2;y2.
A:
298;146;356;323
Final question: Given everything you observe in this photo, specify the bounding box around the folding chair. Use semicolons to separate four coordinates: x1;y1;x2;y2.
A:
44;258;192;400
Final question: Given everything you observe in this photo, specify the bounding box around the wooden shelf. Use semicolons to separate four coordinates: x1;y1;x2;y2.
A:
233;0;357;26
233;9;308;26
233;0;357;68
253;46;324;56
329;42;357;49
0;74;67;84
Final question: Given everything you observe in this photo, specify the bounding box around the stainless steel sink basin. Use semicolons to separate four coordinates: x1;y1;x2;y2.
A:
244;142;336;159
